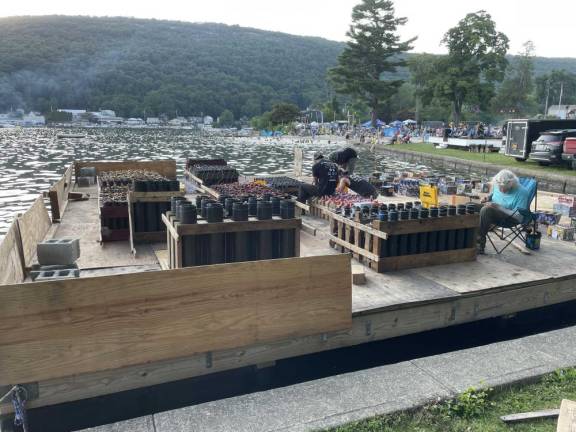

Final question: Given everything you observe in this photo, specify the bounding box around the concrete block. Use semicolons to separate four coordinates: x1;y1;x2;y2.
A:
30;264;79;281
352;265;366;285
77;176;95;187
79;167;97;177
37;238;80;266
35;268;80;281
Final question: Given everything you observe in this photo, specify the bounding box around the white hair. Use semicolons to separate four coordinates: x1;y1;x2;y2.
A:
492;169;518;188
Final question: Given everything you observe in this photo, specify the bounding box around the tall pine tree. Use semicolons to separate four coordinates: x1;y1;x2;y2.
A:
329;0;415;126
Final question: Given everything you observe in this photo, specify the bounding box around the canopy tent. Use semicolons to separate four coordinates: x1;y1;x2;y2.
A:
403;119;417;125
361;119;386;128
390;120;403;127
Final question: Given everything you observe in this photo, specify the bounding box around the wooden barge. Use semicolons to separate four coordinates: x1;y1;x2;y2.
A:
1;159;576;419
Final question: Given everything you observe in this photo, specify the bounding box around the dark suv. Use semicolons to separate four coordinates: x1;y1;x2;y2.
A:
528;129;576;165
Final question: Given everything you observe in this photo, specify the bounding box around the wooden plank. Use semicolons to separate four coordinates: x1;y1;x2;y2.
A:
48;164;73;221
412;256;550;294
500;409;560;423
16;195;52;267
6;274;576;413
377;248;477;272
372;214;479;237
75;160;177;181
328;210;388;241
154;250;170;271
0;220;26;285
328;234;380;262
129;191;184;202
0;254;352;385
176;217;301;236
557;399;576;432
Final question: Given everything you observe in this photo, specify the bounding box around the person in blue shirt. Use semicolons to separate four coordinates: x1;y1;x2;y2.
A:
478;169;531;253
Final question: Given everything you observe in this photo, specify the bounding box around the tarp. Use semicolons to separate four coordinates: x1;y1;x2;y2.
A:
361;119;386;128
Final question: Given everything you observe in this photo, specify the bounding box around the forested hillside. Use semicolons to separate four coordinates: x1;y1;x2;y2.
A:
0;15;575;119
0;16;342;118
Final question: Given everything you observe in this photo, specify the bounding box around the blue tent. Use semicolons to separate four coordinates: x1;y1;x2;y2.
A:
361;119;386;128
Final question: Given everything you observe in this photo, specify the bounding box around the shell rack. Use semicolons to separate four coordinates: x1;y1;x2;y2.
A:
321;203;479;272
128;189;185;254
162;212;301;269
98;177;130;242
255;176;308;195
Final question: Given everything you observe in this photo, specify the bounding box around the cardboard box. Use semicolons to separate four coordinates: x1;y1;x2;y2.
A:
547;224;575;241
553;203;576;217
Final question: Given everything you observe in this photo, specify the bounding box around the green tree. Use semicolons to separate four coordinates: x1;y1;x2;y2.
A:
424;11;509;124
218;109;234;127
269;103;300;125
328;0;415;127
408;53;438;122
492;41;537;118
535;69;576;115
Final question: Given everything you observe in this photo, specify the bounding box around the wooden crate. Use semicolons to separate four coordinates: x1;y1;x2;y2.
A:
128;190;185;254
163;212;301;269
327;210;479;272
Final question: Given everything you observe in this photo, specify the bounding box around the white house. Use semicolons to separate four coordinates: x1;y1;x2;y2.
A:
146;117;161;125
203;115;214;125
22;112;45;126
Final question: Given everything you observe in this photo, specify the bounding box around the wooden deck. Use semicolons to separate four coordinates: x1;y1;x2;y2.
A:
2;179;576;415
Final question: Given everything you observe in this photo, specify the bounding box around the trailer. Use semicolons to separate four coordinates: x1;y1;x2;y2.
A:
504;119;576;161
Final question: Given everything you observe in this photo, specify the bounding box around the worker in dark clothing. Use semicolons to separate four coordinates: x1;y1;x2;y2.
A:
329;147;358;175
298;152;339;204
337;174;378;199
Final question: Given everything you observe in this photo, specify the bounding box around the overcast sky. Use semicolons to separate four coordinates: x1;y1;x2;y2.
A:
1;0;575;58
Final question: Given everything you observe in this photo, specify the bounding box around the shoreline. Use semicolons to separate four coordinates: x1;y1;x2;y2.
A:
366;143;576;194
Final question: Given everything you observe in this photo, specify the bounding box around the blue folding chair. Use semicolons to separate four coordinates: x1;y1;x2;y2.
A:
486;177;538;254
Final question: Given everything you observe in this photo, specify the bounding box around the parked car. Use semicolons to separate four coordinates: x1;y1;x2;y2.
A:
562;137;576;169
504;119;576;161
528;129;576;165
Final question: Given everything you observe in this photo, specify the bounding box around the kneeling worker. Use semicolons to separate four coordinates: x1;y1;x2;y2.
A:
337;174;378;199
478;169;531;253
329;147;358;175
298;152;339;203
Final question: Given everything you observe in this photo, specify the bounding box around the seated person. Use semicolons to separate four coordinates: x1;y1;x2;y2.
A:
478;169;531;253
298;152;339;204
337;174;378;199
329;147;358;175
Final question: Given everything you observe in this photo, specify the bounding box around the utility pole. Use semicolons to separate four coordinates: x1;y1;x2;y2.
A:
559;82;564;109
544;79;550;116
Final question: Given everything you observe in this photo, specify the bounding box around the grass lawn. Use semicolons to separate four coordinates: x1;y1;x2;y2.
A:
326;368;576;432
392;143;576;177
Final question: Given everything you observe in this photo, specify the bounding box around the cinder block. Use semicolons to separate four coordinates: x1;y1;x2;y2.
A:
79;167;97;177
77;176;95;187
30;264;79;281
35;268;80;281
37;238;80;266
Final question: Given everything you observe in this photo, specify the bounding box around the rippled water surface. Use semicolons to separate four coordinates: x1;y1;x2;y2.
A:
0;127;476;237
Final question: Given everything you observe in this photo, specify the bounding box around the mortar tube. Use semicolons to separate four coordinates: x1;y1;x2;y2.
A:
418;208;429;254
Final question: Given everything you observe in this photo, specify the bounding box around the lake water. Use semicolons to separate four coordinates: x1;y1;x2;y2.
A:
0;127;475;237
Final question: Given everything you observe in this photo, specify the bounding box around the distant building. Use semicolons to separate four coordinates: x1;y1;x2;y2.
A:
146;117;161;125
98;109;117;118
168;117;188;126
203;115;214;125
22;112;45;126
125;118;145;126
548;105;576;120
58;109;87;121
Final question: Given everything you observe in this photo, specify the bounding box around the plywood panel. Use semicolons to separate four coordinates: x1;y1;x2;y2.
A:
48;164;73;221
0;254;351;384
0;221;25;285
75;160;177;180
557;399;576;432
17;195;52;267
412;255;550;294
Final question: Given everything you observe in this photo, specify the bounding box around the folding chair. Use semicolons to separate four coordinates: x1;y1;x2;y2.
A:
486;177;538;254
